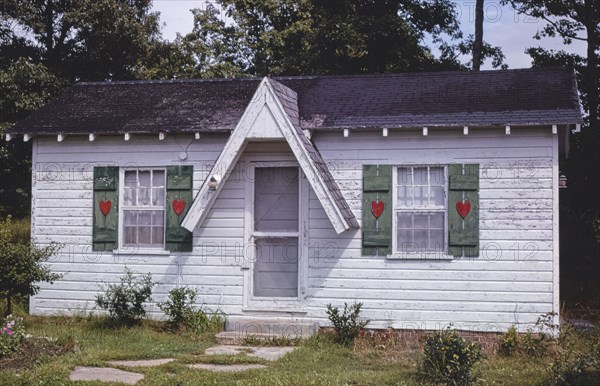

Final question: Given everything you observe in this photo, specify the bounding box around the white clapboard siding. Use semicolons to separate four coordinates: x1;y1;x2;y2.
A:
30;128;559;331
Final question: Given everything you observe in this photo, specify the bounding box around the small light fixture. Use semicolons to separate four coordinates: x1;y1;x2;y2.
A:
209;174;221;191
559;174;567;189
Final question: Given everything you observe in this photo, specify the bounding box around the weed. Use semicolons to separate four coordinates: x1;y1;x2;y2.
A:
326;302;369;346
421;326;483;385
94;268;156;327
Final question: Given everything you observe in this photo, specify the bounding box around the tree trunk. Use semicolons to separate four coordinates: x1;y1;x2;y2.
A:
473;0;484;71
5;296;13;317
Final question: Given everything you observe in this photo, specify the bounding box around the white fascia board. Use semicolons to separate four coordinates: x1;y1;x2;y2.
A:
181;78;351;234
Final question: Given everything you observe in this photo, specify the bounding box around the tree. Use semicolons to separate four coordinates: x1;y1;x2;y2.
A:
0;0;162;81
184;0;467;76
472;0;484;71
504;0;599;127
0;217;62;316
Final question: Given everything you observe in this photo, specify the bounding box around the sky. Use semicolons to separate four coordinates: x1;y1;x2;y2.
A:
151;0;587;70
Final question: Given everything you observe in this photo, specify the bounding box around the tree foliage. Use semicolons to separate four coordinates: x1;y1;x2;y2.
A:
0;217;62;316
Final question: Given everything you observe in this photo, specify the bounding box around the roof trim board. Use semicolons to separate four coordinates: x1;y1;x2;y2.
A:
181;77;358;234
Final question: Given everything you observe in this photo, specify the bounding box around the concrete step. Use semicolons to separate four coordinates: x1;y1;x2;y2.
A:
216;317;319;345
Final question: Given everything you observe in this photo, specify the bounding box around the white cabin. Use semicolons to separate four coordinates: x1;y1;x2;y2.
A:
7;67;582;332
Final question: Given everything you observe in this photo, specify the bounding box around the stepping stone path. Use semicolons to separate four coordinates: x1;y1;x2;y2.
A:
69;367;144;385
68;338;297;381
188;363;267;372
205;345;295;361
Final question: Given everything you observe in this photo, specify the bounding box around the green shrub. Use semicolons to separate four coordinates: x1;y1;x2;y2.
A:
498;325;519;356
158;286;225;334
421;326;483;386
0;315;25;358
325;302;369;346
0;216;62;316
549;323;600;384
158;286;197;325
95;268;156;326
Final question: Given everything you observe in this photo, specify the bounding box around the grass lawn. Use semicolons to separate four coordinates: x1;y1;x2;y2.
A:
0;315;598;385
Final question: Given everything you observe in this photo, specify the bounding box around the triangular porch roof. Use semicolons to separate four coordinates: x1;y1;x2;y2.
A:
181;77;359;234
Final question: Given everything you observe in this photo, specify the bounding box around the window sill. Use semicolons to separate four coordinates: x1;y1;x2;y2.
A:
113;249;171;256
387;253;454;261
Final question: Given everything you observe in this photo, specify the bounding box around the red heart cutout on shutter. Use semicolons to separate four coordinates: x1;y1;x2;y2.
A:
172;199;186;216
456;199;471;219
99;200;112;217
371;201;384;219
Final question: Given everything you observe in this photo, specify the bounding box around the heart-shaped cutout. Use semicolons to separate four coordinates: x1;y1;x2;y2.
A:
456;199;471;219
99;200;112;217
172;199;186;216
371;201;384;219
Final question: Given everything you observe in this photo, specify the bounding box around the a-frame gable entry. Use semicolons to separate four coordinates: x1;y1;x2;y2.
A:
181;77;358;234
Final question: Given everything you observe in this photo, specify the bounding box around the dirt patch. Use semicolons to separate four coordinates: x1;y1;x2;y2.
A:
0;337;77;370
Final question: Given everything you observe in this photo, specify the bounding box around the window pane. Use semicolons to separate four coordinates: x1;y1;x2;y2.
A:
123;188;136;206
413;186;428;206
430;213;444;229
430;167;444;185
396;228;412;252
151;211;163;226
414;167;427;184
124;211;137;225
152;188;165;206
414;229;428;247
124;171;137;188
139;171;151;187
124;226;137;245
398;167;412;185
152;171;165;187
397;213;412;229
137;226;151;245
138;188;150;206
152;226;164;245
397;186;411;207
430;186;445;207
430;229;444;251
414;214;428;229
254;167;299;232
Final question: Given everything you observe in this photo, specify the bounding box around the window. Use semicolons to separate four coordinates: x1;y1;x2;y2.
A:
122;169;166;248
395;166;446;253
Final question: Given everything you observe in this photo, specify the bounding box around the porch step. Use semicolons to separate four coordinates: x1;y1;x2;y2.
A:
216;317;319;345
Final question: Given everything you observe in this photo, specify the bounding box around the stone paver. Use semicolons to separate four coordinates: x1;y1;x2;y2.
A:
69;366;144;384
205;345;295;361
188;363;267;372
108;358;175;367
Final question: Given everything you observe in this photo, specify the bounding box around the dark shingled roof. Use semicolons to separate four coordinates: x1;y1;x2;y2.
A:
8;67;582;135
270;78;359;229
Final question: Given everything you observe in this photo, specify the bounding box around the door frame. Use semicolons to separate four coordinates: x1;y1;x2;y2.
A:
242;160;309;312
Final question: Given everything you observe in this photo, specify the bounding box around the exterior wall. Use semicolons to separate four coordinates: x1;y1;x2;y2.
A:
30;128;558;332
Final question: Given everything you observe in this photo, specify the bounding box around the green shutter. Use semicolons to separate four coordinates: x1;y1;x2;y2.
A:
93;166;119;251
166;165;193;252
362;165;392;256
448;164;479;257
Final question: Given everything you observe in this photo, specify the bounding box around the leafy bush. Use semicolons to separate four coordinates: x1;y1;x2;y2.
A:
549;323;600;384
158;286;197;325
498;325;519;356
158;286;225;334
326;302;369;346
95;268;156;326
421;326;483;386
0;216;62;316
0;315;25;358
